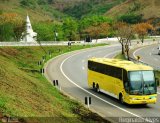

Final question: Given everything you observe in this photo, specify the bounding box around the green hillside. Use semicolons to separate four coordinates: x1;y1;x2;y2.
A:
0;0;68;21
1;0;160;42
0;0;126;20
0;45;107;122
1;0;160;20
63;0;126;19
106;0;160;20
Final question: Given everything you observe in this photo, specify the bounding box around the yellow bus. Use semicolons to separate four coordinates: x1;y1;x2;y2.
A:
88;58;157;104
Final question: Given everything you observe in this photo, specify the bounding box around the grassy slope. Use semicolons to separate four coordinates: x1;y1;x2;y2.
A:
0;44;108;122
0;0;67;21
114;53;126;59
106;0;160;20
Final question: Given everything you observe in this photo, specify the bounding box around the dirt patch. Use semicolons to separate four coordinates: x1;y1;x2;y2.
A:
0;47;19;57
73;105;110;122
0;66;6;79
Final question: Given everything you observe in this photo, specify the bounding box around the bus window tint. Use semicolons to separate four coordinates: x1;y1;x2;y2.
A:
123;69;129;93
129;71;156;95
142;71;154;81
88;61;122;80
129;71;142;82
129;71;143;94
142;71;156;94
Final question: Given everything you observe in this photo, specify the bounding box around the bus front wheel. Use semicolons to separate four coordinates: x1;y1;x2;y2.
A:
119;94;124;104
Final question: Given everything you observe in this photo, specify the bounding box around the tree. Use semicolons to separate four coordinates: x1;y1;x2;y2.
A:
0;23;14;41
123;26;133;60
133;22;154;43
113;22;133;59
118;13;142;24
20;0;36;8
0;13;25;41
84;22;110;42
33;21;54;41
48;0;53;4
37;0;47;5
13;22;25;41
113;22;127;54
78;15;113;39
62;18;79;41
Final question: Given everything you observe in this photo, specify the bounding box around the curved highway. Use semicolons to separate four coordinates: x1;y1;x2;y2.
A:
45;44;160;123
132;44;160;70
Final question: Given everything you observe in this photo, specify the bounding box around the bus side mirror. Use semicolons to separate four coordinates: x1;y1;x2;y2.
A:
156;78;159;86
124;82;129;92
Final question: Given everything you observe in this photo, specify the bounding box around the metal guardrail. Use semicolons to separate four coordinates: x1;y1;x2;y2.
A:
128;40;160;70
0;42;39;46
129;57;160;70
128;57;160;70
0;40;119;47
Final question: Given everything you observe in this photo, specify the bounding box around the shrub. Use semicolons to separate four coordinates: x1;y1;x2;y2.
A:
118;13;142;24
20;0;36;8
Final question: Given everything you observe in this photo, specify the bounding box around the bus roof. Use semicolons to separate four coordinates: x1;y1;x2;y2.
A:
88;58;153;71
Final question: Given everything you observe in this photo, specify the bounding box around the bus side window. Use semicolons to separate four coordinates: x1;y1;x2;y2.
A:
88;61;96;71
123;69;129;93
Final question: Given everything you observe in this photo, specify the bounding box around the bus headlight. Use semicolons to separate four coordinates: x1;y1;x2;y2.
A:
130;97;137;100
149;96;156;99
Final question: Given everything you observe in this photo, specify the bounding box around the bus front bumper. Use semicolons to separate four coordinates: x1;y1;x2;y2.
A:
126;95;157;104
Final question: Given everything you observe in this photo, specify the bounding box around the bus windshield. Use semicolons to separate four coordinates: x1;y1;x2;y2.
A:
128;71;156;95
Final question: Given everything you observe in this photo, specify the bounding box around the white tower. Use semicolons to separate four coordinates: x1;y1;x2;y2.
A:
21;15;37;42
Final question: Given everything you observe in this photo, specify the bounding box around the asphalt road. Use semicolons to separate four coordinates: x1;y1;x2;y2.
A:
132;44;160;70
45;44;160;123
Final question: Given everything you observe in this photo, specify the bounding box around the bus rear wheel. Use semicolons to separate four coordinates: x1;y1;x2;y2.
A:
92;82;95;90
96;84;100;92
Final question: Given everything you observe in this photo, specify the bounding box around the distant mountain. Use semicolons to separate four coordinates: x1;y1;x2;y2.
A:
62;0;160;20
62;0;126;18
0;0;127;20
106;0;160;20
1;0;160;21
0;0;69;21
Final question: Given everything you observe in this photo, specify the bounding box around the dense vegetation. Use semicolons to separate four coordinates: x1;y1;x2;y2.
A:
0;13;113;41
64;0;127;19
1;0;160;42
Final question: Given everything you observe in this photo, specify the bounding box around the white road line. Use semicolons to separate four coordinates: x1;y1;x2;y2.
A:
152;47;157;52
97;51;102;53
150;53;152;56
82;60;85;63
103;50;121;58
60;51;150;122
133;46;146;63
154;58;158;61
87;55;91;57
152;47;155;52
